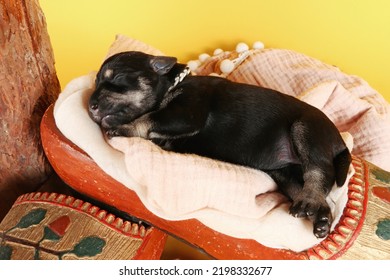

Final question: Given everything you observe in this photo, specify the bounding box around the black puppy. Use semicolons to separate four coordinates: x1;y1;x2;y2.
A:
89;51;351;238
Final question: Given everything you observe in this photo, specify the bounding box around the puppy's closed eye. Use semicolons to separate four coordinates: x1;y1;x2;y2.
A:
114;72;144;86
99;72;141;92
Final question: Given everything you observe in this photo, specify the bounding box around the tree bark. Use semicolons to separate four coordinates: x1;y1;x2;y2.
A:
0;0;60;220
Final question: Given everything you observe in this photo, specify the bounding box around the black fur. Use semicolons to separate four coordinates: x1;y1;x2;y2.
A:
89;51;351;238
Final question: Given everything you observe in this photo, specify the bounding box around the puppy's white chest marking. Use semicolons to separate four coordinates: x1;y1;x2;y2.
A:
126;114;152;138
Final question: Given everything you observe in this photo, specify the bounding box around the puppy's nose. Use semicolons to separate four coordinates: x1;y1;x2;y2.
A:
89;97;99;111
89;102;99;116
90;103;98;111
88;101;101;123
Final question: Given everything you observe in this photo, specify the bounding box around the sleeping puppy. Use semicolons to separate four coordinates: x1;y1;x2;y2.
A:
89;51;351;238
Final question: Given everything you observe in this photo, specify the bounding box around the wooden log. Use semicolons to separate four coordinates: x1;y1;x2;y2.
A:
0;0;60;220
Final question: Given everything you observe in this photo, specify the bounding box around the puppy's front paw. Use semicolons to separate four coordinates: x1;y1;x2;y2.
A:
104;128;120;139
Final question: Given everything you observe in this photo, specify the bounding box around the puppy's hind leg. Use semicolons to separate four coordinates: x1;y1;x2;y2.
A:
268;164;305;210
289;121;337;238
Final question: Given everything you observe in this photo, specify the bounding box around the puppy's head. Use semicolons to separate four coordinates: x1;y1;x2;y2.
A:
88;51;182;129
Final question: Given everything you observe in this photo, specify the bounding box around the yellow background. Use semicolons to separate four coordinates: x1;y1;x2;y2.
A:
40;0;390;101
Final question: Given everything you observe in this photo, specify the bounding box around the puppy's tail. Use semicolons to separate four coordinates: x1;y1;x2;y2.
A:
334;148;352;187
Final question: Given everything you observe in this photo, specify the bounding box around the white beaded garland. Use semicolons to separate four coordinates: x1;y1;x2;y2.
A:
253;41;265;49
187;60;201;71
213;48;223;55
188;40;265;76
198;53;210;62
219;59;235;74
236;42;249;53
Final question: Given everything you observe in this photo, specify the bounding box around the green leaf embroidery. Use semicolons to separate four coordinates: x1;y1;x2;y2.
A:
0;244;13;260
372;167;390;184
42;226;61;241
70;236;106;258
11;208;47;231
376;219;390;240
34;248;40;260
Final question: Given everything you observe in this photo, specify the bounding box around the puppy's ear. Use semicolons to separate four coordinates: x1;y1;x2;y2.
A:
149;56;177;75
